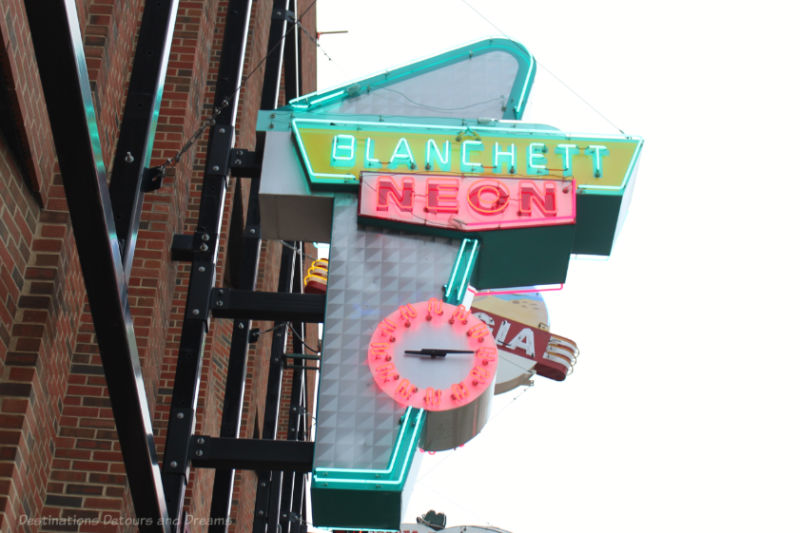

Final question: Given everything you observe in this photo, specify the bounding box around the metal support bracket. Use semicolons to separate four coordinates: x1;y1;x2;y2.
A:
141;166;164;192
210;288;325;322
190;436;314;472
229;148;260;177
273;7;295;22
170;234;193;261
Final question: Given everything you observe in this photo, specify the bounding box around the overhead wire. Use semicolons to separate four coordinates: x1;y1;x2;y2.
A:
153;0;321;177
459;0;627;135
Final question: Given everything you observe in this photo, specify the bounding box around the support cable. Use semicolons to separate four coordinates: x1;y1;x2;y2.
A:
459;0;627;135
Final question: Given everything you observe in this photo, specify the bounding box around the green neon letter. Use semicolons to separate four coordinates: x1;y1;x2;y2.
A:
492;142;516;174
555;143;578;177
425;139;451;171
389;137;416;170
526;143;547;176
460;140;483;173
364;137;382;168
584;145;610;178
331;134;356;168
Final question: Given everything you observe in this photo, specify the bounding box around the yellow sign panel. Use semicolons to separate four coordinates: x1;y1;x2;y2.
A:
292;118;643;193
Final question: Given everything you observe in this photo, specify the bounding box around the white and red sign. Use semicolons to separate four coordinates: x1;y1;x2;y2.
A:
472;306;578;382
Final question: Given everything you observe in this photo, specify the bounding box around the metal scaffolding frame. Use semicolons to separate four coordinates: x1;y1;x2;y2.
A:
23;0;317;531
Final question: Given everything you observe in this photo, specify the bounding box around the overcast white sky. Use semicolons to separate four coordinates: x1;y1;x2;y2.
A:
310;1;800;531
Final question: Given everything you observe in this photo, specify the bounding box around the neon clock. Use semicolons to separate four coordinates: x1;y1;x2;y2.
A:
367;298;499;411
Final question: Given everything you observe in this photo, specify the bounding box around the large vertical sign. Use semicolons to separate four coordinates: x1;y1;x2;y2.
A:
258;38;642;531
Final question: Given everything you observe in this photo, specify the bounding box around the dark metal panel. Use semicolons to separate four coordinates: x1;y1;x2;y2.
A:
210;288;325;322
22;1;169;530
160;0;253;529
190;437;314;471
108;0;179;278
260;0;291;110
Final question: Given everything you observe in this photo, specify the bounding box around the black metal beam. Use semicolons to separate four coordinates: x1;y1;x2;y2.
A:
283;0;300;102
229;148;261;178
190;437;314;472
208;152;263;532
108;0;179;278
170;234;194;261
22;1;170;530
261;0;291;110
210;288;325;322
281;251;307;533
161;1;253;530
253;244;296;532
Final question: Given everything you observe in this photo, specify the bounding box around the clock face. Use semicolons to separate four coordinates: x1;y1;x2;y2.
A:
367;299;499;411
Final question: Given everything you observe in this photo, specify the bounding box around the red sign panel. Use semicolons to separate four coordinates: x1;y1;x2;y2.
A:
473;307;577;381
358;172;575;232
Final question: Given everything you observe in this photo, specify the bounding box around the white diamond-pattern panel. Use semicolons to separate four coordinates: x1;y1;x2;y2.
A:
314;195;460;469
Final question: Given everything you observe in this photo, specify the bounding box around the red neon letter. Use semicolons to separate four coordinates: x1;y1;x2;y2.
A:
449;305;470;325
470;365;491;385
476;346;498;366
466;322;491;342
450;382;469;401
426;298;444;320
374;362;397;382
467;180;510;215
426;178;460;213
376;176;414;212
424;387;442;409
395;379;415;402
519;180;557;217
369;342;391;361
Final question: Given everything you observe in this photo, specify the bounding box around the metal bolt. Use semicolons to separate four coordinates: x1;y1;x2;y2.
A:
199;243;208;252
195;449;203;456
176;412;184;419
248;227;256;235
257;510;265;517
219;127;226;134
201;233;210;241
197;437;205;445
169;460;178;468
211;165;220;172
234;159;242;165
238;322;245;329
198;266;206;272
260;481;267;488
191;309;200;316
124;152;134;163
216;300;224;307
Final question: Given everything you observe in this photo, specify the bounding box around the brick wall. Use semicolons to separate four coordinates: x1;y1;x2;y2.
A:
0;0;318;531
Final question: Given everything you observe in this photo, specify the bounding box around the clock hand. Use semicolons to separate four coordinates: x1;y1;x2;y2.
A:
404;349;475;358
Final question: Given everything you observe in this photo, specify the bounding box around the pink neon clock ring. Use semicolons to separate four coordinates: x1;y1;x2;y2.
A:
367;299;499;411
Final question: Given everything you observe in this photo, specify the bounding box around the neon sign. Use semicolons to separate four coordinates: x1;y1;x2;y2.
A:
291;118;643;194
359;173;575;232
367;300;499;411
